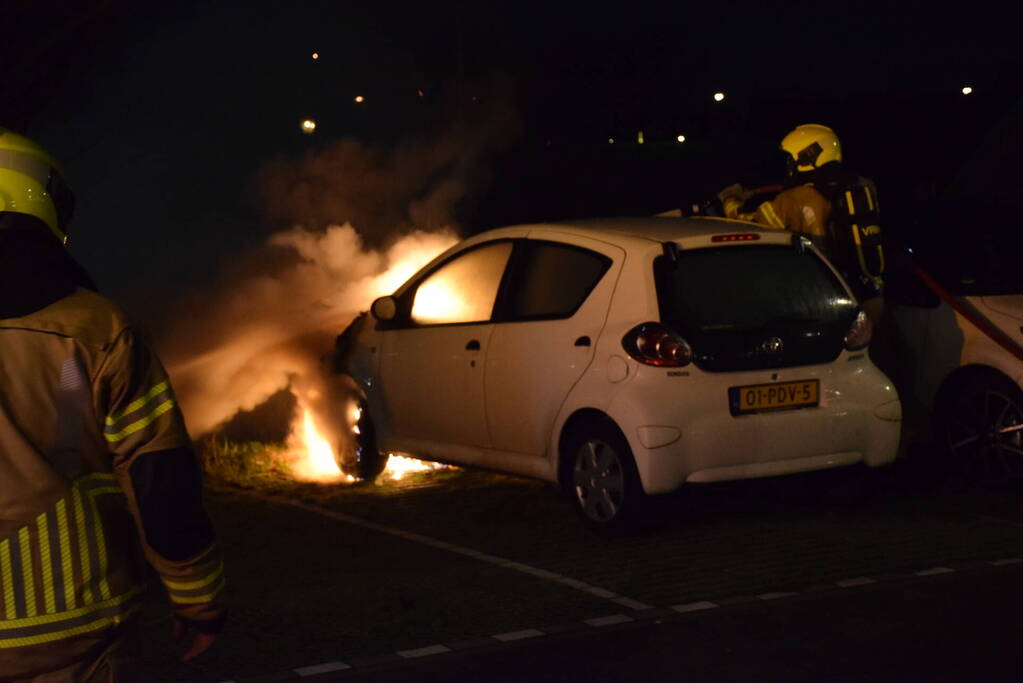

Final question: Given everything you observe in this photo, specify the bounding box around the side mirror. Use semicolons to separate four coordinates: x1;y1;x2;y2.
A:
370;295;398;321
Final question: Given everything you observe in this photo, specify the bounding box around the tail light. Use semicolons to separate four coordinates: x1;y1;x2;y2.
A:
844;310;872;350
622;322;693;367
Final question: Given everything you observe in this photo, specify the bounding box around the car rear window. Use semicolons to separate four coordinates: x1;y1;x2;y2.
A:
655;244;858;359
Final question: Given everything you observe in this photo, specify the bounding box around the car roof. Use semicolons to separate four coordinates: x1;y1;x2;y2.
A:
486;215;786;246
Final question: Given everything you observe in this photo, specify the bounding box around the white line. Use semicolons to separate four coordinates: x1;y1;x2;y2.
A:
397;644;452;659
257;494;651;612
835;577;877;588
758;591;799;600
915;567;955;576
493;629;545;642
584;614;634;627
294;661;351;676
670;601;718;613
612;597;654;610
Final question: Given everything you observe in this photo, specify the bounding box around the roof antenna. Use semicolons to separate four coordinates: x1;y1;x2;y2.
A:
662;241;680;267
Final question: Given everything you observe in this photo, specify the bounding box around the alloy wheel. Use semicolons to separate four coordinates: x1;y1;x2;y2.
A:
946;386;1023;481
573;438;626;522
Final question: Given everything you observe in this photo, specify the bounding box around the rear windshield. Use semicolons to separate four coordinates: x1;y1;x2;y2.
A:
655;244;857;333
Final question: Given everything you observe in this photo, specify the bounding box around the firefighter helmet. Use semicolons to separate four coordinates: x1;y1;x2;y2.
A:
780;124;842;175
0;128;74;243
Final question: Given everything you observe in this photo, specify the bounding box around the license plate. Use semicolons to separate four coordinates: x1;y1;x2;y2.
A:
729;379;819;415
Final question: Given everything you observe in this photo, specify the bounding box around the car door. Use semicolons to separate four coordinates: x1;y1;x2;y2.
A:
378;240;513;449
484;234;623;455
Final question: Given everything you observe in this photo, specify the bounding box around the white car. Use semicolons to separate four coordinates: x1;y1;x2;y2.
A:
332;217;901;533
886;200;1023;481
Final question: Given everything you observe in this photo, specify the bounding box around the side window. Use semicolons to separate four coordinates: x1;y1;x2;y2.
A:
504;242;611;321
410;241;513;325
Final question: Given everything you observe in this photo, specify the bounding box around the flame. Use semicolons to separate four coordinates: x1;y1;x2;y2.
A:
287;405;449;484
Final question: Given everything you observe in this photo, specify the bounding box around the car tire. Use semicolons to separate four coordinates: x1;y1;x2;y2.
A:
565;419;649;537
935;371;1023;483
336;395;389;481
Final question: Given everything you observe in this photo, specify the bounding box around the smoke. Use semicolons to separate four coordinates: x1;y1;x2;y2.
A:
161;79;520;448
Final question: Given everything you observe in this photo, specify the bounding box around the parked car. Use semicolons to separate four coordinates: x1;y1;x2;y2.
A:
885;199;1023;481
331;217;901;533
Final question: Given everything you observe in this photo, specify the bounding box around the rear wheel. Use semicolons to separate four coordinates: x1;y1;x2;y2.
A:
565;419;648;536
936;372;1023;483
337;396;389;481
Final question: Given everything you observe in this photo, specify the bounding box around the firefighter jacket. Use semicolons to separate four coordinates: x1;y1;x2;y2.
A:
0;228;225;679
722;165;883;300
723;184;832;244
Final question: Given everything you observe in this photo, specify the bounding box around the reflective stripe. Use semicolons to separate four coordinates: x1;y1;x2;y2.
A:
72;488;96;605
17;529;35;618
55;499;75;611
164;559;225;604
0;589;140;648
36;512;56;614
105;381;168;425
864;186;875;211
163;559;224;592
845;190;857;215
104;397;175;443
0;540;14;619
759;201;786;229
1;479;140;648
168;573;226;604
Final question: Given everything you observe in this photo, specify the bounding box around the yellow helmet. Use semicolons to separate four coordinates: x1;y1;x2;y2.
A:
0;128;74;243
780;124;842;174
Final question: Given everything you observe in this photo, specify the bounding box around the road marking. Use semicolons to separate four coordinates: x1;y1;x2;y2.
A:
397;644;451;658
835;577;877;588
584;614;634;627
915;566;955;576
758;591;800;600
493;628;545;642
670;601;718;613
261;494;652;612
294;661;351;676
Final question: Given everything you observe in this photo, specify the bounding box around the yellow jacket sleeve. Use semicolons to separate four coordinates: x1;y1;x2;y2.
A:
96;328;227;630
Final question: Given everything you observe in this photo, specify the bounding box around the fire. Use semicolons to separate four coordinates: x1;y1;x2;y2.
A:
287;405;449;484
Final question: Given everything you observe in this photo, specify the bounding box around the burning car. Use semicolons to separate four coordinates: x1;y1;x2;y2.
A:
331;217;901;534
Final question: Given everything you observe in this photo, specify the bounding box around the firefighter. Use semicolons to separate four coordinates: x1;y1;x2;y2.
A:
0;128;226;681
717;124;884;323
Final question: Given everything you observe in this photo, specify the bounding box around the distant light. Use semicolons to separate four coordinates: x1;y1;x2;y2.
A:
311;52;319;60
608;137;615;144
713;92;725;102
417;89;425;97
637;130;645;144
354;95;365;103
962;85;974;95
676;134;686;143
301;119;316;134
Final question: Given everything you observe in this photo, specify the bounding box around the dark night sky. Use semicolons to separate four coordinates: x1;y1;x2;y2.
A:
2;1;1020;322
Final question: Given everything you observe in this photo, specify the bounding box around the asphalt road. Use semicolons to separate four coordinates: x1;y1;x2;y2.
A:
136;451;1023;682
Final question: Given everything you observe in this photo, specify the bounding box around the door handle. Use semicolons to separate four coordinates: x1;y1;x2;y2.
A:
465;339;481;351
574;336;591;347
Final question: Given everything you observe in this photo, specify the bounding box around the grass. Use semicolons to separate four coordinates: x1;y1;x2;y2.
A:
196;438;295;488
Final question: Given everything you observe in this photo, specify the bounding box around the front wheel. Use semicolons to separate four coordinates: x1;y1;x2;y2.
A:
565;420;649;536
936;372;1023;483
336;396;389;481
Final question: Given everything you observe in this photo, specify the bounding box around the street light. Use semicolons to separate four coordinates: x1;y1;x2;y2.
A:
300;119;316;134
354;95;365;103
637;130;645;144
713;92;725;102
311;52;319;60
962;85;974;95
676;134;686;143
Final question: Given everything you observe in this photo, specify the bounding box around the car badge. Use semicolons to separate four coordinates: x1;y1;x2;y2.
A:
760;336;784;354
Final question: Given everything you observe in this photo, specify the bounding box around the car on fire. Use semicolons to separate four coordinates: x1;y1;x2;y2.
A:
331;216;901;534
